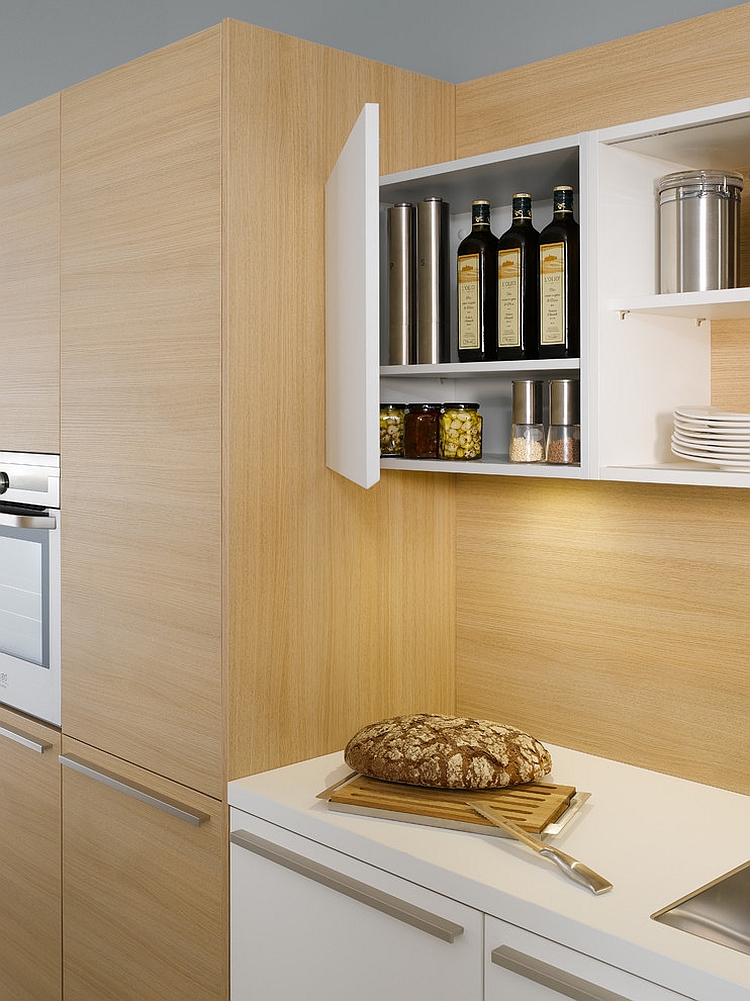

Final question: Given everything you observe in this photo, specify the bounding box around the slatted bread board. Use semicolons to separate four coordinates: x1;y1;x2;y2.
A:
320;772;586;837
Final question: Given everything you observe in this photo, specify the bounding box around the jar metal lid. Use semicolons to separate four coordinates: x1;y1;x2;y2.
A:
511;380;543;424
549;379;580;425
406;403;441;411
657;169;744;199
442;402;479;410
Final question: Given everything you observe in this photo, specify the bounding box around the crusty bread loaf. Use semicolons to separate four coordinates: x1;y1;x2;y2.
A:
344;714;551;789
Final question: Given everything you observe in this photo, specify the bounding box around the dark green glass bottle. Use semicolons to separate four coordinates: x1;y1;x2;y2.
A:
496;193;539;361
457;200;498;362
538;185;580;359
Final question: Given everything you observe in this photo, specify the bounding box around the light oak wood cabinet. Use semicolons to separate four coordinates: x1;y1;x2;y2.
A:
55;17;455;1000
60;20;455;805
61;737;225;1001
0;706;61;1001
0;96;60;454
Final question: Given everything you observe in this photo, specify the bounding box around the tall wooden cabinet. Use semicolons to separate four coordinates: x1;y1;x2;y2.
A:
0;95;60;455
56;18;455;1000
0;706;61;1001
60;738;225;1001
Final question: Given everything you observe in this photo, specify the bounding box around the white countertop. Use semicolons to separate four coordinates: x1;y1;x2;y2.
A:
229;744;750;1000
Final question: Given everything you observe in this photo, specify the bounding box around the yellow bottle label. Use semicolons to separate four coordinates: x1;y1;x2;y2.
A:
458;253;480;350
540;241;565;345
498;247;521;347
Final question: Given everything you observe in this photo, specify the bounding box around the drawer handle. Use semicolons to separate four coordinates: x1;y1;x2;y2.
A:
491;945;629;1001
230;828;464;943
0;722;53;754
60;753;210;826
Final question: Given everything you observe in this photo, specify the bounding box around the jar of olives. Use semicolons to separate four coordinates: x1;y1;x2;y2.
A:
439;403;482;460
380;403;406;456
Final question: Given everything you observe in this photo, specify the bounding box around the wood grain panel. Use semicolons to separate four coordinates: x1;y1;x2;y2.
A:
456;3;750;156
223;21;456;780
61;736;225;1001
0;707;61;1001
60;30;223;796
455;476;750;793
0;95;60;454
711;318;750;411
453;7;750;794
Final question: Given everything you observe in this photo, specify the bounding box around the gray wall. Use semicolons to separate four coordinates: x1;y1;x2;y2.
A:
0;0;745;116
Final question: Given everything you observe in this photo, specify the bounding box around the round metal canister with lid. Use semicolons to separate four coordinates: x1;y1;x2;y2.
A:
658;169;743;293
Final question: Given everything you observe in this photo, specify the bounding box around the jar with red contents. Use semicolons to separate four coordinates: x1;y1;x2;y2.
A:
403;404;441;458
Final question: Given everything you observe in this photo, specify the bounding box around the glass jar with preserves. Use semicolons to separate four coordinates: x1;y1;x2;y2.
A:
403;404;441;459
439;403;482;460
380;403;406;456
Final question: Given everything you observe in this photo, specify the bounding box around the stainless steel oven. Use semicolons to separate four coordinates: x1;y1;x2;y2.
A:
0;451;60;726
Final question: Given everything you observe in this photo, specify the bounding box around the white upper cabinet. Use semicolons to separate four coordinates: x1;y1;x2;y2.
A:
327;97;750;488
594;96;750;488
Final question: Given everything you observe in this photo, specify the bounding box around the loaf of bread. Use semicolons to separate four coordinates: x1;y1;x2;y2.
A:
344;714;551;789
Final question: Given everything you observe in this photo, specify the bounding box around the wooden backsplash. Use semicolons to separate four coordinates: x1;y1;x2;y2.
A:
454;4;750;795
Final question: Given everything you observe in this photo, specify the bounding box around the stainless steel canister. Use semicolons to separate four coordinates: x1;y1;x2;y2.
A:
417;196;450;363
658;170;743;293
387;203;415;365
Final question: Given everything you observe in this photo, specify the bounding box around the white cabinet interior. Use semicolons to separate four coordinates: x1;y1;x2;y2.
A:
327;95;750;489
594;96;750;487
378;134;584;478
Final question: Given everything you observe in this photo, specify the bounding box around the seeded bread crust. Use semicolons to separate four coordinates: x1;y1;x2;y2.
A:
344;713;552;789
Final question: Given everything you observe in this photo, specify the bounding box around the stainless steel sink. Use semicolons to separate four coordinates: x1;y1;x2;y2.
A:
652;860;750;956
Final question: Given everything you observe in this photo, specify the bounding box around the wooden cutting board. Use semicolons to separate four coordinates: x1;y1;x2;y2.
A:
322;772;578;835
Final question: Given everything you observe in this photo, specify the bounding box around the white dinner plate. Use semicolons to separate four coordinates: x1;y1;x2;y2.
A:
674;405;750;423
671;442;750;469
672;434;750;454
673;418;750;437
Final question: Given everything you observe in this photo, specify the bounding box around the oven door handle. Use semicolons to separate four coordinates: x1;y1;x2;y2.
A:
0;511;57;530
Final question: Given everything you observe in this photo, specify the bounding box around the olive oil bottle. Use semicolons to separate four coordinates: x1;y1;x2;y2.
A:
538;185;580;359
496;193;539;361
457;200;498;362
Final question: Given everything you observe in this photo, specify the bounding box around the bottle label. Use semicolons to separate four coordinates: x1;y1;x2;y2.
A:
540;242;565;345
458;253;480;349
498;248;521;347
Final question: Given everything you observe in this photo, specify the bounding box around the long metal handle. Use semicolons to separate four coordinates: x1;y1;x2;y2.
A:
0;721;53;753
230;828;464;943
0;511;57;529
492;945;629;1001
60;753;210;826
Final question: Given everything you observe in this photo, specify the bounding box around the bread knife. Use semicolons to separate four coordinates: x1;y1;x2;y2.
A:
467;801;613;895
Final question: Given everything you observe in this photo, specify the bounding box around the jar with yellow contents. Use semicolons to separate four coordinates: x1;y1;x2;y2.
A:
439;403;482;460
379;403;406;456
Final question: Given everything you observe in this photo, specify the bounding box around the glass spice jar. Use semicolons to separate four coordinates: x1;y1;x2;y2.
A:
546;379;580;464
379;403;406;456
439;403;482;460
509;379;545;463
403;403;441;459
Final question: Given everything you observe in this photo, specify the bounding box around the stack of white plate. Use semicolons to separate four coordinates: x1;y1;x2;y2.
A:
672;406;750;470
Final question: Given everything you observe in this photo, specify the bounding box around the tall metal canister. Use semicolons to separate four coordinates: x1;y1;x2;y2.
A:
387;202;416;365
658;169;743;293
416;196;450;363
